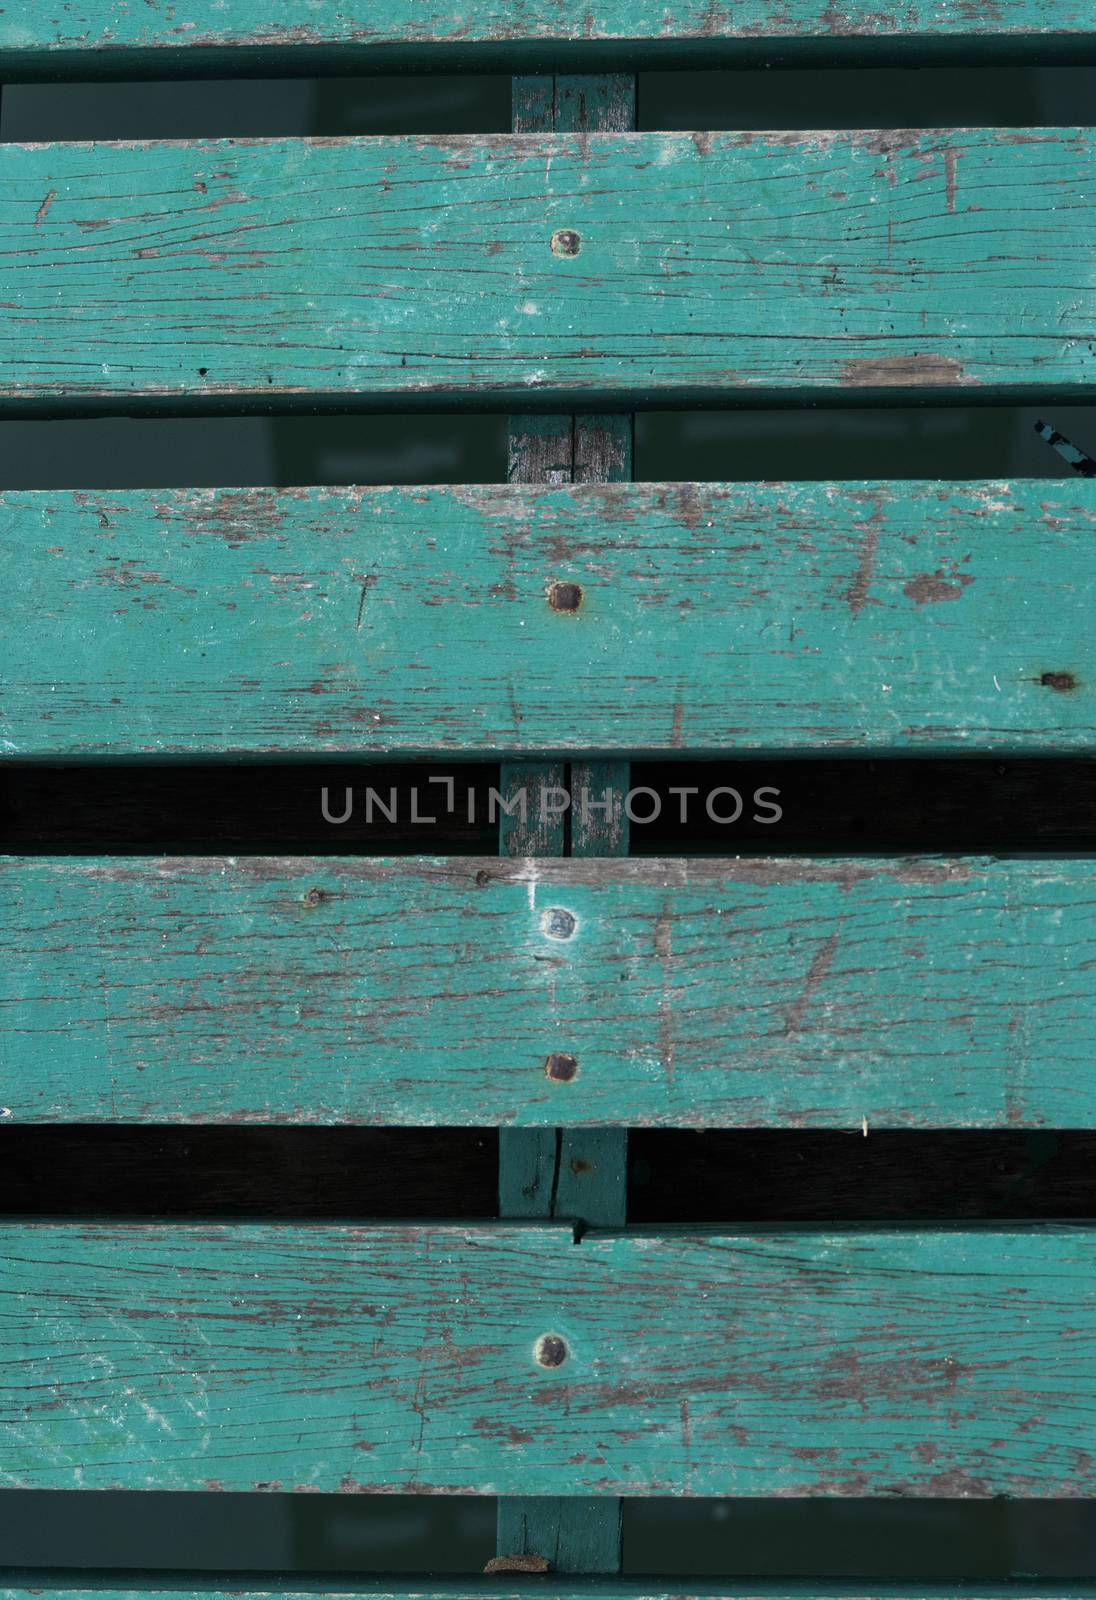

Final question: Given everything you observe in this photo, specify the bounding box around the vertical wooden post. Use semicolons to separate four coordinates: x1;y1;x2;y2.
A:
495;69;635;1581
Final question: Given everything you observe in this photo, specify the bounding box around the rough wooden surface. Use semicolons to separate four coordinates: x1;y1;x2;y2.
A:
5;133;1096;409
498;64;631;1566
5;854;1096;1128
5;480;1096;757
0;1127;499;1217
8;1586;1096;1600
3;0;1095;76
6;1220;1096;1495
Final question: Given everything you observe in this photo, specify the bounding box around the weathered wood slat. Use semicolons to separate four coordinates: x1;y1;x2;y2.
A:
4;480;1094;757
5;854;1096;1129
5;1220;1096;1495
7;1588;1096;1600
4;132;1095;409
3;0;1095;76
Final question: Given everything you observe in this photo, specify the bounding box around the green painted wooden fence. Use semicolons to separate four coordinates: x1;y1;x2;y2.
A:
4;0;1096;1586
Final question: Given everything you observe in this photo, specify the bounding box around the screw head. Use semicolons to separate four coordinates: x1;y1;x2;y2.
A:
550;228;581;257
534;1332;569;1368
545;1051;578;1082
541;907;576;940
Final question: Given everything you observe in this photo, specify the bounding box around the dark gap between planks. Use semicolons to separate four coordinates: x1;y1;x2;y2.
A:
6;1128;1096;1221
622;1500;1096;1577
5;1500;1096;1574
3;407;1096;487
0;1128;498;1219
628;1131;1096;1223
4;759;1096;854
4;67;1096;140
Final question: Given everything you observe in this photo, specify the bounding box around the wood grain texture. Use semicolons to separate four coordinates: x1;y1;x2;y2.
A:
4;132;1096;409
498;65;631;1570
5;480;1096;757
8;1587;1096;1600
5;853;1096;1129
4;0;1096;76
6;1219;1096;1495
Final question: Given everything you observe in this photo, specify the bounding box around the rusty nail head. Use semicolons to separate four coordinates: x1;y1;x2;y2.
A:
545;1051;578;1082
475;869;492;887
550;228;581;257
535;1332;569;1368
541;907;576;939
549;581;583;612
302;886;327;907
1040;670;1077;691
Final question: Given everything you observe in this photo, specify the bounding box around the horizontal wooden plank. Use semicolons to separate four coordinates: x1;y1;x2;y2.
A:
5;1220;1096;1494
4;133;1096;408
6;1589;1096;1600
5;854;1096;1129
4;480;1095;757
4;1588;1096;1600
3;0;1095;76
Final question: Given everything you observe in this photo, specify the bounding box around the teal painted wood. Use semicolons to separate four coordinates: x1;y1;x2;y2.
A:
497;763;568;855
3;0;1096;77
571;762;630;856
6;1220;1096;1494
492;1498;623;1577
499;1130;626;1222
8;1587;1096;1600
4;479;1096;757
5;133;1096;409
5;854;1096;1129
498;1128;629;1226
499;50;631;1552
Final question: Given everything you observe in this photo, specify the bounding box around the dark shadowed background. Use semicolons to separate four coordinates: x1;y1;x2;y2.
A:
4;64;1096;1575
